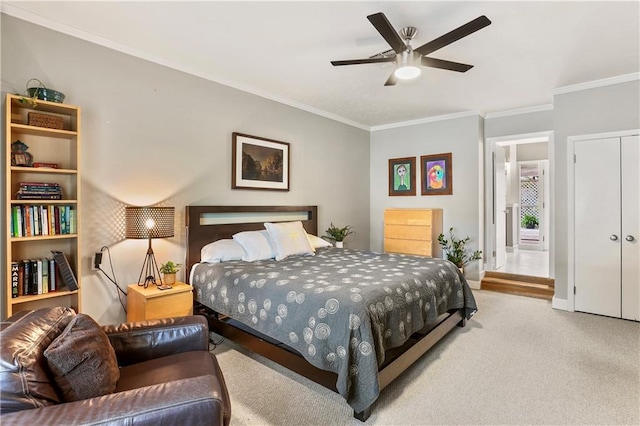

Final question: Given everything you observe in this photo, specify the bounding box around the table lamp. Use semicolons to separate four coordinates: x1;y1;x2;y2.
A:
125;206;175;288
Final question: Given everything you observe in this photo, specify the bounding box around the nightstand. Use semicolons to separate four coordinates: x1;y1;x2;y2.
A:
127;281;193;322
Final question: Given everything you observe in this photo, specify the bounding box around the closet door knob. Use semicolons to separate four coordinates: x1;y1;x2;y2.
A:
626;235;635;242
610;235;619;241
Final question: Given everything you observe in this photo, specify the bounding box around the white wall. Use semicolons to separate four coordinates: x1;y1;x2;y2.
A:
1;15;370;324
370;114;484;280
485;80;640;305
553;79;640;302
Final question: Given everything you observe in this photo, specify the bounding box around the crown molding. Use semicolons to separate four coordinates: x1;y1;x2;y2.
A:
370;110;483;132
485;104;554;119
552;72;640;96
1;4;371;131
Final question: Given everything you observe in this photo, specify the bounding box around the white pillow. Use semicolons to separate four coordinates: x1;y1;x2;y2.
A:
201;239;245;263
232;230;276;262
264;221;315;261
307;233;332;249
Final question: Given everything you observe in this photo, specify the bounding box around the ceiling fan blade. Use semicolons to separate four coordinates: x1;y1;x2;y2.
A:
414;15;491;56
331;57;396;66
421;57;474;72
367;12;407;54
384;72;398;86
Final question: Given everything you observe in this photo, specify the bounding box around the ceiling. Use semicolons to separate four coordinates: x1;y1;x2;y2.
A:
3;1;639;129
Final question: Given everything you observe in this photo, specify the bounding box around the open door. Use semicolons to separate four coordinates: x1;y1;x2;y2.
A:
494;147;507;269
518;161;544;251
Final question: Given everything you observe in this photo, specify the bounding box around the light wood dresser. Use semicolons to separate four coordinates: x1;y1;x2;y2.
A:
384;208;443;258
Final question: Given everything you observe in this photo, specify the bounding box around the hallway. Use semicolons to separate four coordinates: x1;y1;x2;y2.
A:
500;249;549;277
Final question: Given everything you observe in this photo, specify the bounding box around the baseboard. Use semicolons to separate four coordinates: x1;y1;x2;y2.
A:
552;296;569;311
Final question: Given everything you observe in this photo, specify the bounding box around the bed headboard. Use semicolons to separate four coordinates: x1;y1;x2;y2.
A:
185;205;318;272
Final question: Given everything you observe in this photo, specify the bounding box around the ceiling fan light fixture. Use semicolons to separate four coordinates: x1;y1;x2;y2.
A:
394;65;421;80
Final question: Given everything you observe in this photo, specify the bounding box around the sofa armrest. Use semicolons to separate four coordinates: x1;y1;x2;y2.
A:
102;315;209;366
0;375;227;426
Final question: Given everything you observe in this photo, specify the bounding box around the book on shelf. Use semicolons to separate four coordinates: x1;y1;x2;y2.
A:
22;260;30;295
18;181;60;187
16;194;63;200
36;259;43;295
30;260;39;295
51;251;78;291
11;262;19;298
13;257;59;296
16;181;63;200
42;258;49;294
18;262;24;297
10;204;76;237
48;257;57;292
32;162;59;169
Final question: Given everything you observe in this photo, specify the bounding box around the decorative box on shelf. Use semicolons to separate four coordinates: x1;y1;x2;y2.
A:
28;112;64;130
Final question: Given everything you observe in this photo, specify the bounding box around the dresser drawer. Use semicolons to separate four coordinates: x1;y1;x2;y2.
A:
384;209;432;225
384;224;433;241
384;239;433;257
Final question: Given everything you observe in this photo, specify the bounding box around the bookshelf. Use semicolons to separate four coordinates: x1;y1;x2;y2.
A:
4;94;81;318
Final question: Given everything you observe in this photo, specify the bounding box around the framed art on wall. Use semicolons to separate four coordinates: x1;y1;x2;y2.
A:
388;157;416;196
421;152;453;196
232;132;290;191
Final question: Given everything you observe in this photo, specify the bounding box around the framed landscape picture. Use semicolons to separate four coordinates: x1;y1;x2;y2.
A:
232;132;290;191
388;157;416;196
421;152;453;196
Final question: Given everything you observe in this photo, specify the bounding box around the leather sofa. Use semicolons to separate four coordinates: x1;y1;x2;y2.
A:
0;306;231;425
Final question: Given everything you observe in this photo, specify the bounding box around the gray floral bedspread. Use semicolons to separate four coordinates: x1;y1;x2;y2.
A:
191;247;477;413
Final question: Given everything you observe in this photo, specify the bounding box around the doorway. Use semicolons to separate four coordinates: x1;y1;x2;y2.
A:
485;132;553;279
518;160;549;252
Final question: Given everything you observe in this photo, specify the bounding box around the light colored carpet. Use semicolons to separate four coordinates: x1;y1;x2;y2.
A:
212;290;640;425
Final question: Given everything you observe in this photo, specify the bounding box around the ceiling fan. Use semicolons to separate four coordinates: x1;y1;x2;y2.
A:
331;12;491;86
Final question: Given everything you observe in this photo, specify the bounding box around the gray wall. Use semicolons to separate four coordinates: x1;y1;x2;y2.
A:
1;15;370;324
370;115;484;279
553;80;640;301
485;109;554;139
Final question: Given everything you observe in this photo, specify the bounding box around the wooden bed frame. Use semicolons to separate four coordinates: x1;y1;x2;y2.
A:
185;205;466;421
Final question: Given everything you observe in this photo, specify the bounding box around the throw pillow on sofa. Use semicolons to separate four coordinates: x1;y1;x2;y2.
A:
0;306;76;414
44;313;120;401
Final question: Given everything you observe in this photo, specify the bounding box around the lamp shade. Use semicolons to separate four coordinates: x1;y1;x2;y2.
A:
125;206;175;239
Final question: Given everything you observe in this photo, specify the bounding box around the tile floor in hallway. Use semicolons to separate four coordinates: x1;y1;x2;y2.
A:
499;249;549;277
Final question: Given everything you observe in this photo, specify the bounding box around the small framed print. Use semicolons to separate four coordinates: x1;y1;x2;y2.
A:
421;152;453;196
388;157;416;196
11;140;33;167
232;132;290;191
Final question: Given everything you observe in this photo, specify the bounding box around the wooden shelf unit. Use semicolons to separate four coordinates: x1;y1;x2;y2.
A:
4;94;81;318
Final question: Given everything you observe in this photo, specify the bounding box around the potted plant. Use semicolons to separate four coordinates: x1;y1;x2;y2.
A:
521;214;539;229
159;261;182;285
437;227;482;272
324;223;355;248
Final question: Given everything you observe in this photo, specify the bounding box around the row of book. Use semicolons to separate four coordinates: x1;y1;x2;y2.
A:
11;258;61;297
11;251;78;297
16;182;63;200
10;204;76;238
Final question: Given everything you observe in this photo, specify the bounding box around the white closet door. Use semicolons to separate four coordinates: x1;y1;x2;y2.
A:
621;135;639;321
574;137;621;317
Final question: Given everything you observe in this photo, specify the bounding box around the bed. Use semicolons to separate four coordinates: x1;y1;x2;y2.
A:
185;205;477;421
